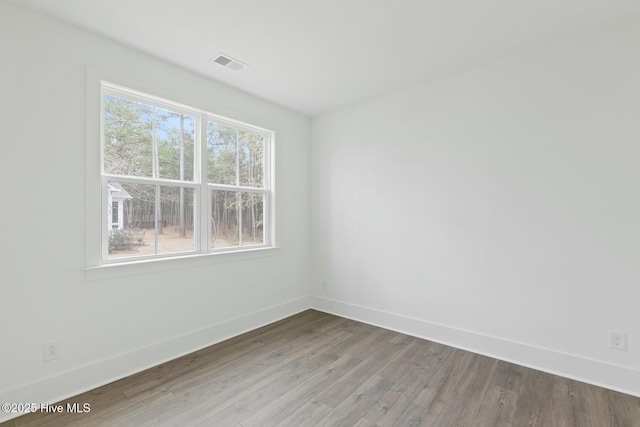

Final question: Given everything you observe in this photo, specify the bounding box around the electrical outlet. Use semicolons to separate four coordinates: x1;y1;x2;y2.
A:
610;332;627;351
321;280;328;291
43;342;60;361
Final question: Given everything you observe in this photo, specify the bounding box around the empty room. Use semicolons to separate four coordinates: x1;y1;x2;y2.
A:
1;0;639;425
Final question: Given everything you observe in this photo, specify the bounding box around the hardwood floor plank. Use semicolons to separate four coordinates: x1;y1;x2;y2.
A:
194;346;340;425
238;354;362;427
6;310;640;427
161;329;348;426
372;392;412;427
391;402;440;426
493;359;525;392
274;400;333;427
375;337;425;382
512;367;554;426
608;389;640;427
551;377;578;427
575;382;615;427
325;325;395;361
369;341;453;426
220;326;334;384
352;417;380;427
432;354;498;426
314;337;399;408
411;349;475;414
314;374;393;426
474;385;518;427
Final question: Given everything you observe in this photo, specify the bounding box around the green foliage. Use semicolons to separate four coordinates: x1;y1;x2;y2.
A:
103;96;196;182
108;228;145;253
103;96;154;177
157;111;195;181
207;124;264;187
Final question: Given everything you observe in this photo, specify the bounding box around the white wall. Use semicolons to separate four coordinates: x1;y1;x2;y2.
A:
0;2;310;418
311;22;640;395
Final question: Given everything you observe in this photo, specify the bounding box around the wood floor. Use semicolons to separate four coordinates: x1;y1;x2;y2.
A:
5;310;640;426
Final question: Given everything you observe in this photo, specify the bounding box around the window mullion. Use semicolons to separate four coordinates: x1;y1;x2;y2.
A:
152;107;158;179
101;176;109;261
235;129;240;186
238;191;242;246
263;134;272;247
102;174;199;188
154;185;160;255
235;131;241;247
207;183;267;193
200;114;210;252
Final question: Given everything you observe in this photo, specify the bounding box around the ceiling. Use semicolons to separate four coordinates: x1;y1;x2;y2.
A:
11;0;640;117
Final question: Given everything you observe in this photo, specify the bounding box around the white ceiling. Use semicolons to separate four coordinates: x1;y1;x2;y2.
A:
11;0;640;117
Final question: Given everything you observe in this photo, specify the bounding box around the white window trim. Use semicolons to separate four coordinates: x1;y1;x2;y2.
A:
85;67;277;279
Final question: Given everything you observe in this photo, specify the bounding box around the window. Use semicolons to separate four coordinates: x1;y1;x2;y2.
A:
101;82;273;263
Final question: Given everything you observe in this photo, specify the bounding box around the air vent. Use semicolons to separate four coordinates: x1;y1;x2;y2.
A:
211;53;248;71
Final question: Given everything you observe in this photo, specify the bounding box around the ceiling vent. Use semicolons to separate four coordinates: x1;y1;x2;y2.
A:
211;53;248;71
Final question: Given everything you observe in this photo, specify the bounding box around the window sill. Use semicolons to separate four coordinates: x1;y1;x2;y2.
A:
85;247;281;281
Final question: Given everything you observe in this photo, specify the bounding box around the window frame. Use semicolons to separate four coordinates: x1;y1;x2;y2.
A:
99;81;275;265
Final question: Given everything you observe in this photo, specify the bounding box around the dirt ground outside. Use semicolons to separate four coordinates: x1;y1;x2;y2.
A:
109;226;262;259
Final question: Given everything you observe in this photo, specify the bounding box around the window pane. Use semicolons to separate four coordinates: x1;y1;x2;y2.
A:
207;122;237;185
157;186;195;255
104;95;154;177
107;182;155;259
240;192;264;246
210;191;264;249
211;190;240;248
239;131;264;188
156;109;195;181
107;183;196;259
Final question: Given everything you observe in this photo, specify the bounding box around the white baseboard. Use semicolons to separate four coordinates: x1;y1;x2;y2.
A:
0;296;311;423
310;295;640;398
